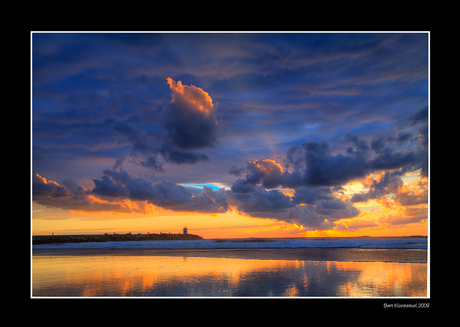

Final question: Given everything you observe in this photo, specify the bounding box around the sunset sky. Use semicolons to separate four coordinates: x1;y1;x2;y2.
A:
32;32;429;238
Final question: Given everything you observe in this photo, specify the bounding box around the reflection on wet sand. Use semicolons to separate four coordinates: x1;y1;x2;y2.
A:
32;255;427;297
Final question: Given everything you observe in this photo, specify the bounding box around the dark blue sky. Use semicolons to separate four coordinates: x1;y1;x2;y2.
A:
32;32;429;234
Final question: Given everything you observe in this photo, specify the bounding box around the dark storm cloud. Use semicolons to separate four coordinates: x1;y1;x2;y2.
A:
284;145;304;170
165;78;219;150
110;77;219;169
344;132;369;153
237;188;295;213
230;142;370;190
112;119;161;156
159;145;209;165
231;185;359;229
228;165;245;177
230;107;427;192
33;173;135;213
292;187;334;205
231;178;256;194
134;156;163;172
33;170;229;214
93;169;229;213
33;174;72;200
302;141;370;187
228;157;362;228
92;175;130;198
226;105;427;227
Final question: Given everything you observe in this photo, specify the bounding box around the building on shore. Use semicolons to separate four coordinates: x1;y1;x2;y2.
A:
183;227;188;235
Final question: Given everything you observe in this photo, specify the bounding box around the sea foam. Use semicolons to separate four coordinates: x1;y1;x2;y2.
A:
32;236;427;250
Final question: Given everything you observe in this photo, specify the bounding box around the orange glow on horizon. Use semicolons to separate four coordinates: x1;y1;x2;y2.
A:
32;168;428;238
33;203;428;238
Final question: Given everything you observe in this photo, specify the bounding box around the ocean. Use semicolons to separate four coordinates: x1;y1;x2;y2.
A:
33;236;427;250
32;237;428;297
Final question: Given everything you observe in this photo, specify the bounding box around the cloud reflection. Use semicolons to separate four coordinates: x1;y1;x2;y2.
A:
32;255;427;297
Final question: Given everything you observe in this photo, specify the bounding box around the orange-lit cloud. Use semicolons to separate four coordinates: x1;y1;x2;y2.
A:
33;173;149;215
34;169;230;217
70;197;157;216
333;170;428;235
167;77;214;116
254;159;284;172
164;78;219;152
33;174;72;200
335;219;378;232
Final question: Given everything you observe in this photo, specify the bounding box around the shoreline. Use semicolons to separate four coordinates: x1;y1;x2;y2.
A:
32;247;427;263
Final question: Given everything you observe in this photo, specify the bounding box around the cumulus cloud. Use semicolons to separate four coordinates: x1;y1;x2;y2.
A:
394;182;428;207
92;169;229;213
33;174;142;214
237;187;295;214
112;119;159;155
292;187;334;205
231;107;428;191
34;170;230;215
165;77;219;150
302;141;370;187
137;155;164;172
284;145;304;170
349;168;428;216
92;175;129;198
33;174;73;200
230;144;370;189
159;145;209;165
231;178;256;194
225;107;428;229
228;165;245;176
351;171;404;203
233;159;303;190
112;78;218;170
313;199;360;220
229;182;360;230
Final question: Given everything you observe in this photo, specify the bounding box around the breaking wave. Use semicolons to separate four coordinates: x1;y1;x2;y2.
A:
33;236;427;250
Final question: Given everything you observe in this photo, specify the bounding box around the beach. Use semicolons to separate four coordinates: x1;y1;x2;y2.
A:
32;237;428;297
33;247;427;263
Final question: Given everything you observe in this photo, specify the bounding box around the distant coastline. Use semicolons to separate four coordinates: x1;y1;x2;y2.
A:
33;232;203;245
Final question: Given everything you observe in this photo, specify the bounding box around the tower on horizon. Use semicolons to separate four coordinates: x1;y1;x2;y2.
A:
183;226;188;235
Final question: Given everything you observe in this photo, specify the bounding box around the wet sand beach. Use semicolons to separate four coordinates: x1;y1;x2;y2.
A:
33;247;427;263
32;248;427;297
